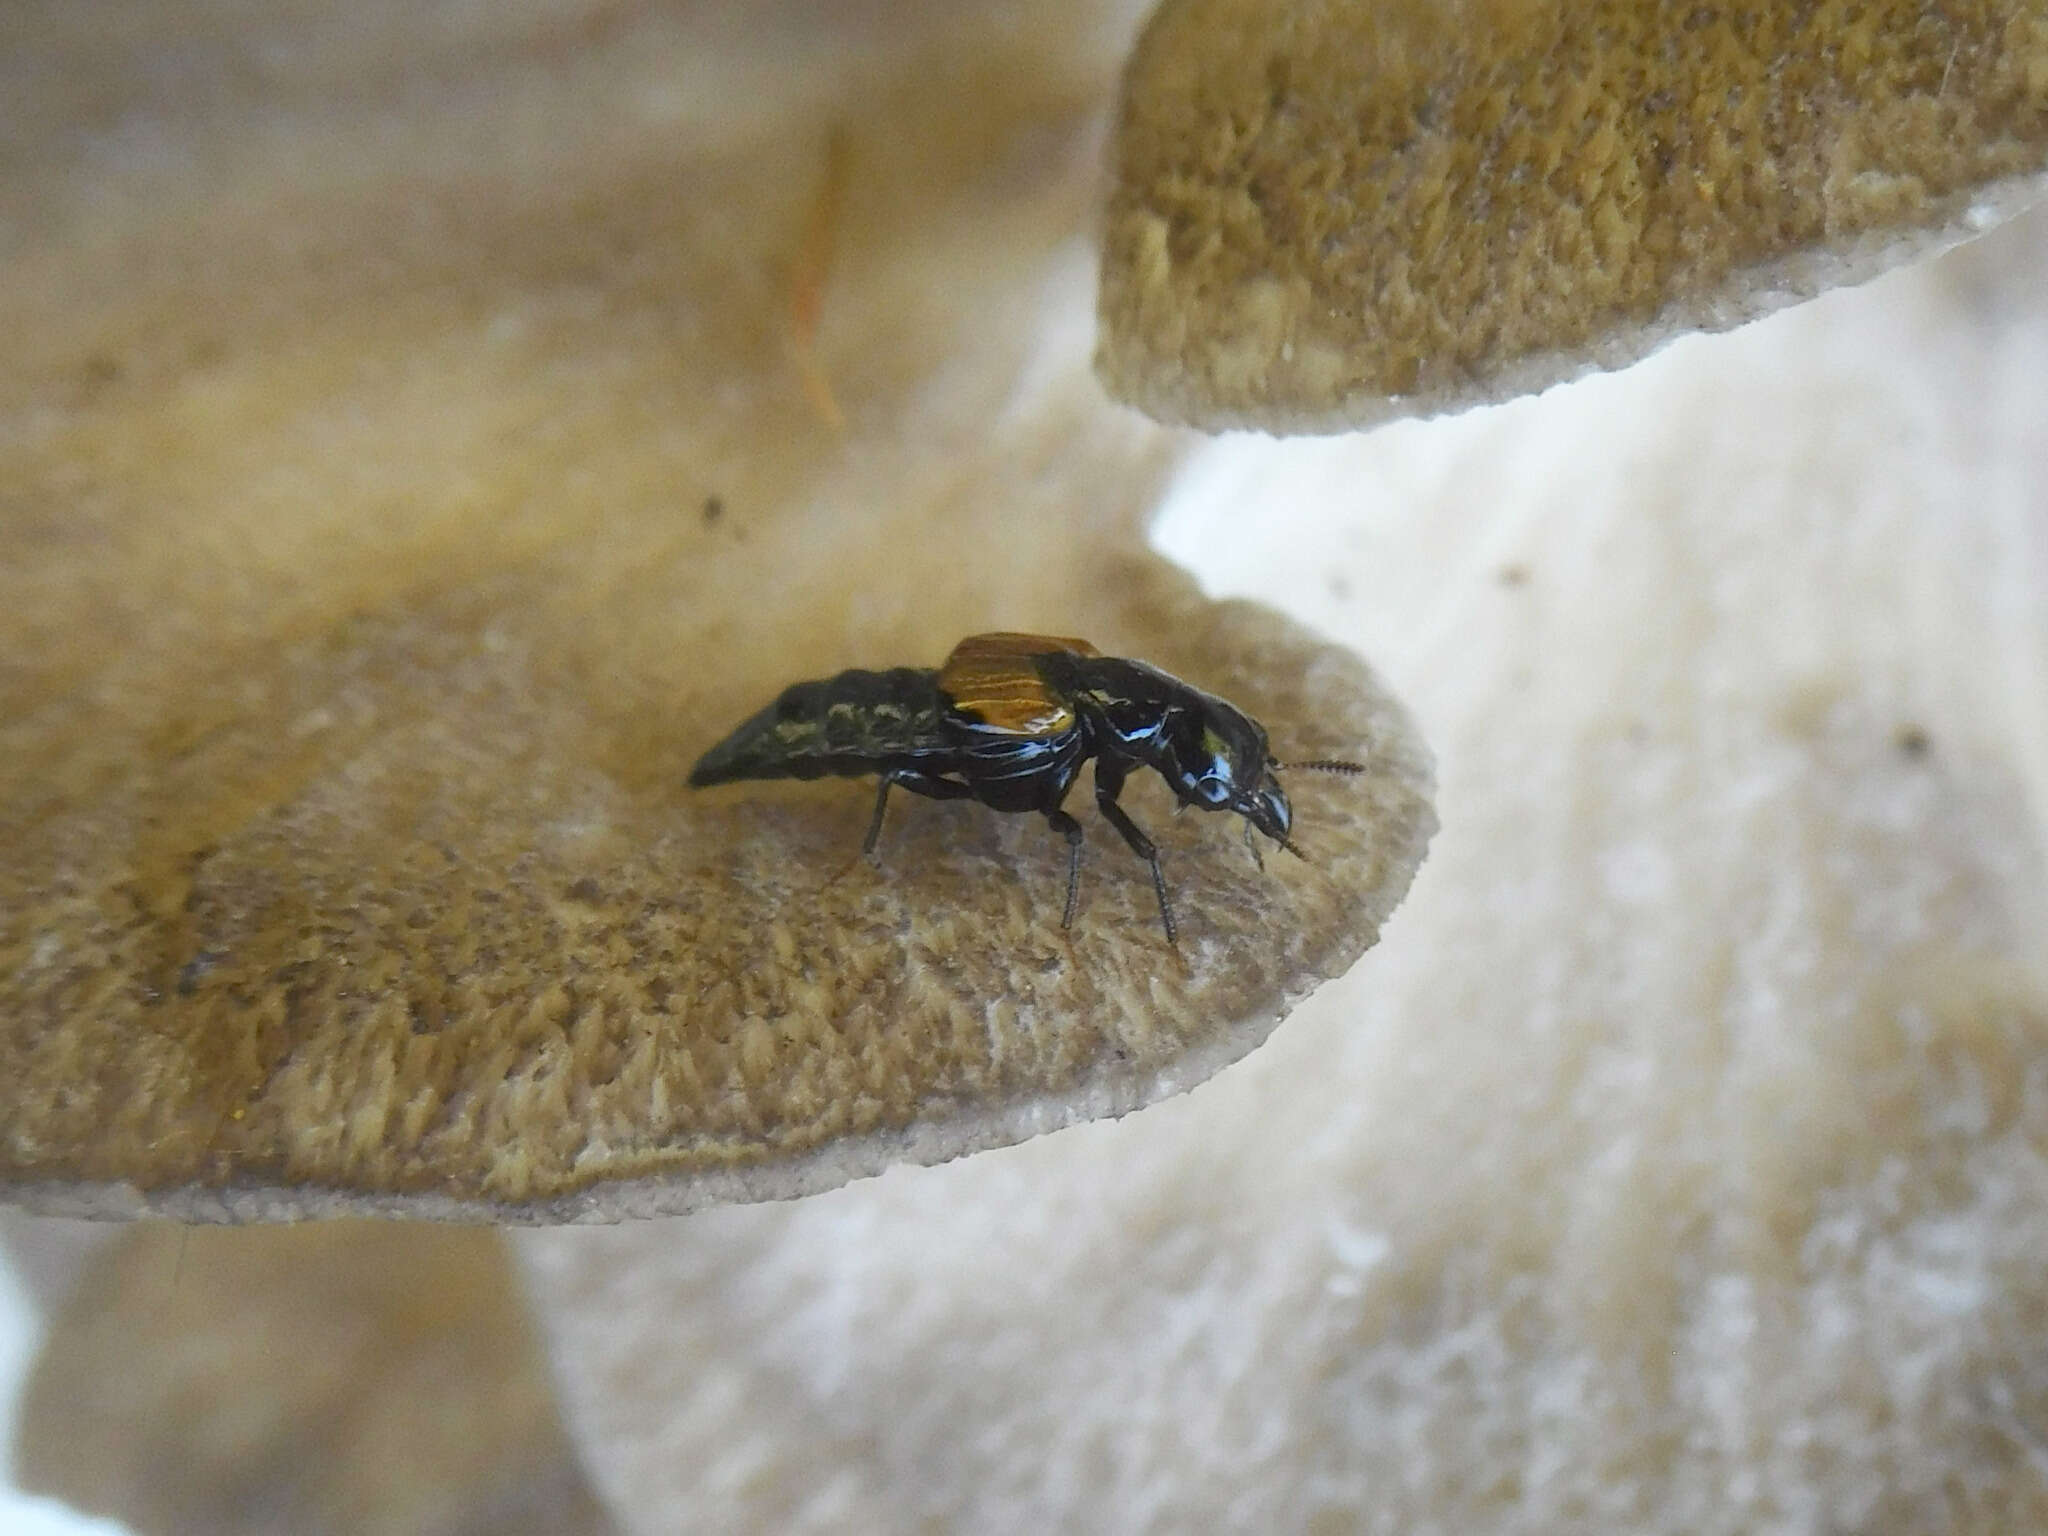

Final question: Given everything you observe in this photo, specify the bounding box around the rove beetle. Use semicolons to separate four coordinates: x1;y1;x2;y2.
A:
688;632;1365;946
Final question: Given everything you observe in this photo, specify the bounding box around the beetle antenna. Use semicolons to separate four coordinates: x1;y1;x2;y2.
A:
1273;757;1367;776
1279;837;1310;862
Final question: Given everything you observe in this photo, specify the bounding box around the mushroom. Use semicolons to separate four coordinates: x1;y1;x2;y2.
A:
22;1;2042;1533
0;4;1432;1219
3;2;1432;1526
1098;0;2048;429
13;1221;612;1536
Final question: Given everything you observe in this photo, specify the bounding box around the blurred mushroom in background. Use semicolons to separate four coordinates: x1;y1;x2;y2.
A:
12;1222;613;1536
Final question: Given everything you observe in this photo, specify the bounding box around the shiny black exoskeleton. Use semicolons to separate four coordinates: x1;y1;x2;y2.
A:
688;633;1361;945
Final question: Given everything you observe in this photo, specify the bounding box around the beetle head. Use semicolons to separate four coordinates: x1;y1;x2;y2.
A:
1169;696;1296;848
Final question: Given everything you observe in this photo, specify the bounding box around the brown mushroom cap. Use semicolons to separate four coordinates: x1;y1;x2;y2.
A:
1098;0;2048;430
0;3;1434;1223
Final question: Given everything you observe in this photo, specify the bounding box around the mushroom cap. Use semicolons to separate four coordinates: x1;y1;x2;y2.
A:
0;1;1434;1223
1098;0;2048;430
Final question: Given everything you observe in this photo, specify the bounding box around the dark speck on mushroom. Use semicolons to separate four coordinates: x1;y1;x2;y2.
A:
176;950;228;996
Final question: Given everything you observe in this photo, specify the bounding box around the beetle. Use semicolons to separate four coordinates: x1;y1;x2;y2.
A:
688;632;1365;946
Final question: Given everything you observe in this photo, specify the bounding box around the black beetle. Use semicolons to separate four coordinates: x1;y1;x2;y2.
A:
689;632;1363;946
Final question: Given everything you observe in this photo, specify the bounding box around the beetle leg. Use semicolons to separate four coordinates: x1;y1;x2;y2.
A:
862;770;975;864
1092;768;1178;948
1045;808;1085;928
1243;818;1265;871
860;776;893;864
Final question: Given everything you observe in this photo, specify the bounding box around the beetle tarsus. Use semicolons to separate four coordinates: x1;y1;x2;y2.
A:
1046;808;1085;928
1093;766;1178;948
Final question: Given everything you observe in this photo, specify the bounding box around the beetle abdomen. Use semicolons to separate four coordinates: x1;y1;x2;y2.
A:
688;667;949;785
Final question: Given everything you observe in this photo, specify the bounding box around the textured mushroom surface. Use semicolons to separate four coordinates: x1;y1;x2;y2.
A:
15;1222;613;1536
1099;0;2048;429
0;0;1433;1222
521;200;2048;1536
